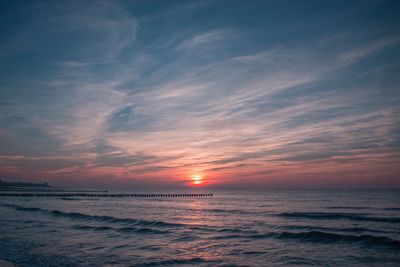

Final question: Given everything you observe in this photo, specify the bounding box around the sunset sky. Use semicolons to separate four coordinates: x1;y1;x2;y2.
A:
0;0;399;189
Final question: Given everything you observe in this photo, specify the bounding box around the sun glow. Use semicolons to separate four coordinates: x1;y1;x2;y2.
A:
191;174;203;185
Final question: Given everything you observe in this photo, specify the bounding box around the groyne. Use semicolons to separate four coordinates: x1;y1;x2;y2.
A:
0;193;213;198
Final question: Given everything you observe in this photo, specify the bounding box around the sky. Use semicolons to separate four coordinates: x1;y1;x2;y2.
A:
0;0;399;189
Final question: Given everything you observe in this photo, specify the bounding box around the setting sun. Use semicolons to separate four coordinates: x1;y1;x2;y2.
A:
191;175;203;185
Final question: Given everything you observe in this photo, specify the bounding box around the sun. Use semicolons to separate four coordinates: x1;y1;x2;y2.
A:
191;174;203;185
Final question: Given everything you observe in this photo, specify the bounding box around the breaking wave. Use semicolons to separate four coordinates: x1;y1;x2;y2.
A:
213;231;400;248
2;204;182;228
278;211;400;223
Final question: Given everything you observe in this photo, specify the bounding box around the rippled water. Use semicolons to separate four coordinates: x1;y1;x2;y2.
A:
1;189;399;266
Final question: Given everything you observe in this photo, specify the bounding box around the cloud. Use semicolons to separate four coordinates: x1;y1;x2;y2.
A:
0;155;85;172
0;0;399;187
177;29;235;50
39;0;137;61
339;35;400;65
93;151;158;167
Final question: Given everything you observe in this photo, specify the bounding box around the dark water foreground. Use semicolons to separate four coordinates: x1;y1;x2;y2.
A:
1;190;399;266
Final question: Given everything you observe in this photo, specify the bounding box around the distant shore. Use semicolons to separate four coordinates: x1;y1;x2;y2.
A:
0;180;51;188
0;259;17;267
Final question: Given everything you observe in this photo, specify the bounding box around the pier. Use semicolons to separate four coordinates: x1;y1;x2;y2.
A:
0;193;213;198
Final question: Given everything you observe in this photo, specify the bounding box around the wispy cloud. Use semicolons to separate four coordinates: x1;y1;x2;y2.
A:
339;35;400;64
177;29;235;50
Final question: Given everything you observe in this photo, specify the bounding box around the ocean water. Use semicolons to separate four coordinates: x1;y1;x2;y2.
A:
0;189;399;266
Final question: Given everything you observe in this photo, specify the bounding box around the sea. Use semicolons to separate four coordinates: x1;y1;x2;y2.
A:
0;189;399;266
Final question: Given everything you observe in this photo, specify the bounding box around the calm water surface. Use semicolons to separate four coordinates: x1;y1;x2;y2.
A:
1;189;399;266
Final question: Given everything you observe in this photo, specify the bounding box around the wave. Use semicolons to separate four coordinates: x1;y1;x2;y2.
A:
171;234;201;242
119;226;170;234
138;245;162;251
278;211;400;223
137;257;209;266
274;231;400;248
325;206;368;210
211;231;400;248
217;264;248;267
2;203;182;228
216;228;259;234
206;208;241;213
326;206;400;211
240;251;266;255
73;224;169;235
281;225;391;234
72;225;113;231
382;207;400;211
211;234;244;240
204;208;256;215
188;225;259;235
